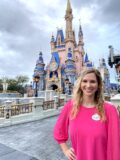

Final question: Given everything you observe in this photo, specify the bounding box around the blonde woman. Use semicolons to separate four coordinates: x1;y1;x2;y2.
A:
54;68;120;160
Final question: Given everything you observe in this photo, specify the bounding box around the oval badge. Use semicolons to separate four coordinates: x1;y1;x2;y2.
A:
92;113;100;121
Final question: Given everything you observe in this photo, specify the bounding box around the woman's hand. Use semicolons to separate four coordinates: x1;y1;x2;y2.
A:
64;147;76;160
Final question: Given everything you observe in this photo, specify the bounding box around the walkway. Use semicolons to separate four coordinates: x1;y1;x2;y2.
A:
0;116;67;160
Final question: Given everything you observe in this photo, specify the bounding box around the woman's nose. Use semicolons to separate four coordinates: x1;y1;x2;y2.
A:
86;82;91;87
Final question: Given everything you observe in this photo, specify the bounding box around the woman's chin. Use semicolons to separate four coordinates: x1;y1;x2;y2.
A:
83;92;95;97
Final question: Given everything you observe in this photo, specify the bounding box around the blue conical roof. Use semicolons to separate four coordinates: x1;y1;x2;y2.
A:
84;53;89;63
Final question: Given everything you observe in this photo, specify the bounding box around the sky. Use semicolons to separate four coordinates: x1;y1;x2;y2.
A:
0;0;120;83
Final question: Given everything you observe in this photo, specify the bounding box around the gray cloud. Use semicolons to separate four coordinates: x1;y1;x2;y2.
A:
0;0;119;82
95;0;120;27
72;0;120;25
73;0;96;8
0;0;33;35
0;0;51;78
99;0;120;23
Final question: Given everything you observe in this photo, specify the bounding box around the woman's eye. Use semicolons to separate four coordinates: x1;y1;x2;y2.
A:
82;80;96;83
90;81;96;83
82;80;87;83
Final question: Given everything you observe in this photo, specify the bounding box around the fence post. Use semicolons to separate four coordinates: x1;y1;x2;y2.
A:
54;96;58;109
4;100;12;119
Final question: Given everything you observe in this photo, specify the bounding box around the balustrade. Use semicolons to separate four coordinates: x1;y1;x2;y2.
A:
11;103;33;116
42;100;54;110
57;98;65;108
0;106;5;118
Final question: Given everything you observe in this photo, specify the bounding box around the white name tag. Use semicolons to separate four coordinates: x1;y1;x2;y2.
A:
92;113;100;121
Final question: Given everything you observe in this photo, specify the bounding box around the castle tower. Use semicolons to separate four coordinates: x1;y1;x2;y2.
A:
78;23;84;54
98;58;110;95
73;22;85;75
50;34;55;53
84;53;93;69
65;0;75;52
33;52;45;90
65;48;76;84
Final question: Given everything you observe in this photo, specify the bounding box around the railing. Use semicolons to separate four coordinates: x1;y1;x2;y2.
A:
57;98;65;108
0;106;5;118
42;100;54;110
11;103;33;116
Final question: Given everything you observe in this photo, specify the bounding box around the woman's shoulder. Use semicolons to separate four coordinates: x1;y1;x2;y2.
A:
104;101;118;115
59;99;73;116
64;99;73;110
104;101;115;107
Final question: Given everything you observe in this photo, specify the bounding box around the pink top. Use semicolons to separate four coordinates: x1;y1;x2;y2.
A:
53;100;120;160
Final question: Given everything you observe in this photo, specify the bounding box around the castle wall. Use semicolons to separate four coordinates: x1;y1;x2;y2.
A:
74;49;83;75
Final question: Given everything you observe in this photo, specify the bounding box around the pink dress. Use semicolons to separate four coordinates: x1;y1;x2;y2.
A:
53;100;120;160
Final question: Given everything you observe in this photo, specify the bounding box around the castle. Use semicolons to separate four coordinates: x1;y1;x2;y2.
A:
33;0;110;95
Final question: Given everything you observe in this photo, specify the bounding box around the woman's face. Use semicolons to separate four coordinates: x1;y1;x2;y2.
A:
80;73;98;97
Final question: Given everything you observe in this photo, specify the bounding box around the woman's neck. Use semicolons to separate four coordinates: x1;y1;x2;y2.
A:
82;96;95;107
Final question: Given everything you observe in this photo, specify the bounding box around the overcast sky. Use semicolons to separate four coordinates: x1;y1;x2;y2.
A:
0;0;120;83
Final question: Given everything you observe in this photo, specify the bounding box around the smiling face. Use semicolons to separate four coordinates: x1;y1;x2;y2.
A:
80;73;98;98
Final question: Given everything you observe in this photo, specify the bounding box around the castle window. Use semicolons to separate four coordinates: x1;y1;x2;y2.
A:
57;36;61;46
50;72;53;78
76;56;78;62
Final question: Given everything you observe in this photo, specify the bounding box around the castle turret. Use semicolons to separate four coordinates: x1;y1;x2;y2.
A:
78;23;84;56
65;48;76;84
83;53;93;69
55;29;65;49
33;52;45;90
98;58;110;95
65;0;74;52
50;34;55;52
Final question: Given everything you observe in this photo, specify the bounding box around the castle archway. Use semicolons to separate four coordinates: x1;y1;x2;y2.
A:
50;84;58;90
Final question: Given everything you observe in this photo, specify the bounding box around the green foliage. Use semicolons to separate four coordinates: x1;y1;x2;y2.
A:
16;75;29;85
0;75;29;95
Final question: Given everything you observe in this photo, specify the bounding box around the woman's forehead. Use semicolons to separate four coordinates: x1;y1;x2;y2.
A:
83;72;96;78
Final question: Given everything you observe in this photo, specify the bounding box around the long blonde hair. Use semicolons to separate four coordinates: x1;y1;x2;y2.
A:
71;68;105;120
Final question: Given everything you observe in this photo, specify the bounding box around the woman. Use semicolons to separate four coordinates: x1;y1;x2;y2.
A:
53;68;120;160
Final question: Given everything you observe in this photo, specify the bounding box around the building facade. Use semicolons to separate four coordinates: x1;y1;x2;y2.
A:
33;0;85;93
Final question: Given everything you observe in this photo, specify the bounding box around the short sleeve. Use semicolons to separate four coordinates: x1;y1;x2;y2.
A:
53;100;72;144
106;104;120;160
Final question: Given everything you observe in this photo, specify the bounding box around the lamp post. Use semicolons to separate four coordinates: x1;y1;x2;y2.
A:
33;76;40;97
65;78;70;95
55;88;61;108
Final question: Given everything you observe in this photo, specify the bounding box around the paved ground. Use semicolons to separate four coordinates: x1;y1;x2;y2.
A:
0;143;38;160
0;116;68;160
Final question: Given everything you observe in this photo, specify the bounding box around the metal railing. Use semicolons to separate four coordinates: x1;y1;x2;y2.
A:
11;103;33;116
0;106;5;118
42;100;54;110
57;98;65;108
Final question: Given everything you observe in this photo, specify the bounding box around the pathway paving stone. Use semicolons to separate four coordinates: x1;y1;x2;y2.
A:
0;116;68;160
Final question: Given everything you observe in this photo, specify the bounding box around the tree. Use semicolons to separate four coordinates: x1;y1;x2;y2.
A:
7;79;18;91
0;75;29;95
16;75;29;86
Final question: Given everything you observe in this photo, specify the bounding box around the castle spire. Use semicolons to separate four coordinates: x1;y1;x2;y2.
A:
78;20;84;48
65;0;74;43
78;20;83;38
67;0;72;12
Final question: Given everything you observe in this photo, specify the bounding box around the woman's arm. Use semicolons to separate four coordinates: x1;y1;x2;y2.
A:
60;143;76;160
106;104;120;160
